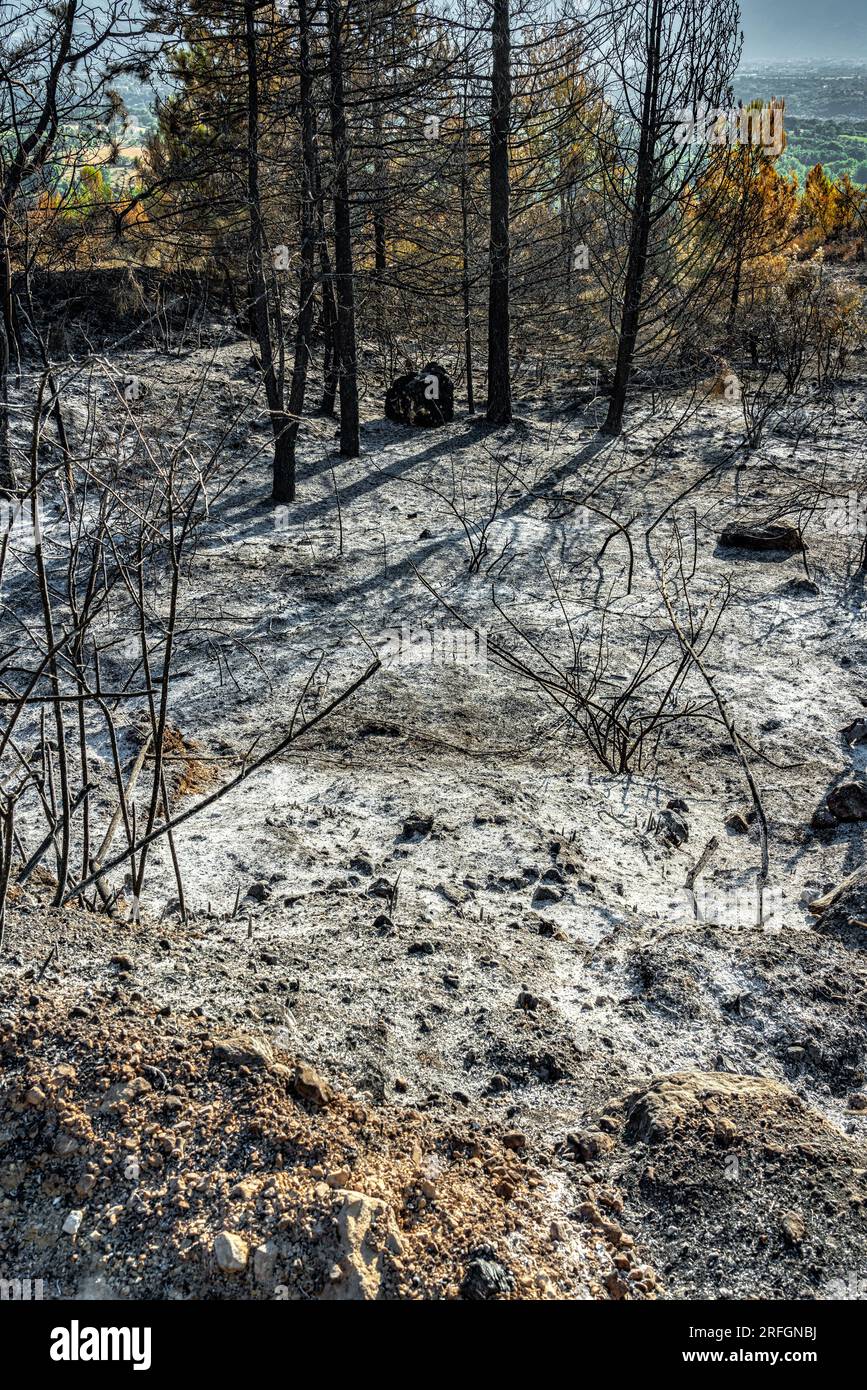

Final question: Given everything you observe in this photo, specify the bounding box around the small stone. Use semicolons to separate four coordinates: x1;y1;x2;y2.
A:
110;954;134;970
62;1210;84;1236
460;1247;515;1300
99;1076;152;1111
253;1241;277;1284
781;1211;805;1246
24;1086;45;1106
292;1061;330;1106
656;808;689;848
565;1130;614;1162
394;1077;408;1093
212;1036;274;1070
516;990;538;1012
502;1131;526;1151
214;1230;248;1273
827;781;867;824
848;1092;867;1112
403;814;433;838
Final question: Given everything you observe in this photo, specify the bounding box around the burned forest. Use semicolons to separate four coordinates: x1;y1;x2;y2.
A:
2;0;867;1329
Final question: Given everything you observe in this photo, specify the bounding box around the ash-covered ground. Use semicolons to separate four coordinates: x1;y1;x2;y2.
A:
3;314;867;1299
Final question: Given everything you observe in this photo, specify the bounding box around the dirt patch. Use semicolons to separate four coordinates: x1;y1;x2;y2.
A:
0;969;654;1300
588;1070;867;1299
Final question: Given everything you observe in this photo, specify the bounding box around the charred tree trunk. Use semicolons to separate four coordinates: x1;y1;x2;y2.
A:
461;164;474;415
327;0;360;457
243;0;292;498
601;0;663;437
486;0;512;425
0;244;12;494
310;130;339;417
277;0;318;500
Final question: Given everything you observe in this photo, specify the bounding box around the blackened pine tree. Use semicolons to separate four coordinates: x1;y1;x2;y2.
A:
327;0;360;457
486;0;512;424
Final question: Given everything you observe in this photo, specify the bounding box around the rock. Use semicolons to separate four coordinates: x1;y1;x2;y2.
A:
533;884;563;904
99;1076;152;1111
110;954;134;971
436;883;468;905
502;1131;526;1151
718;522;803;554
460;1246;516;1300
367;877;394;901
402;814;433;838
214;1230;248;1273
253;1241;278;1284
321;1191;399;1300
541;866;565;884
385;362;454;427
848;1093;867;1111
211;1036;274;1070
245;881;270;903
725;811;752;834
516;990;539;1012
62;1210;84;1236
292;1061;330;1106
842;718;867;746
827;781;867;823
656;808;689;848
565;1129;615;1162
24;1086;45;1106
811;804;838;830
780;1211;805;1246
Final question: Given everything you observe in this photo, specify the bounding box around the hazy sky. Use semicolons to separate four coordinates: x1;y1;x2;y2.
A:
739;0;867;62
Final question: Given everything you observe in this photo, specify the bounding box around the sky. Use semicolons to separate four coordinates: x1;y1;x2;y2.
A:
739;0;867;62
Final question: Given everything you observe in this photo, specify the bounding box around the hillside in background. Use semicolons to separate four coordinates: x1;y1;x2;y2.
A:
735;61;867;185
